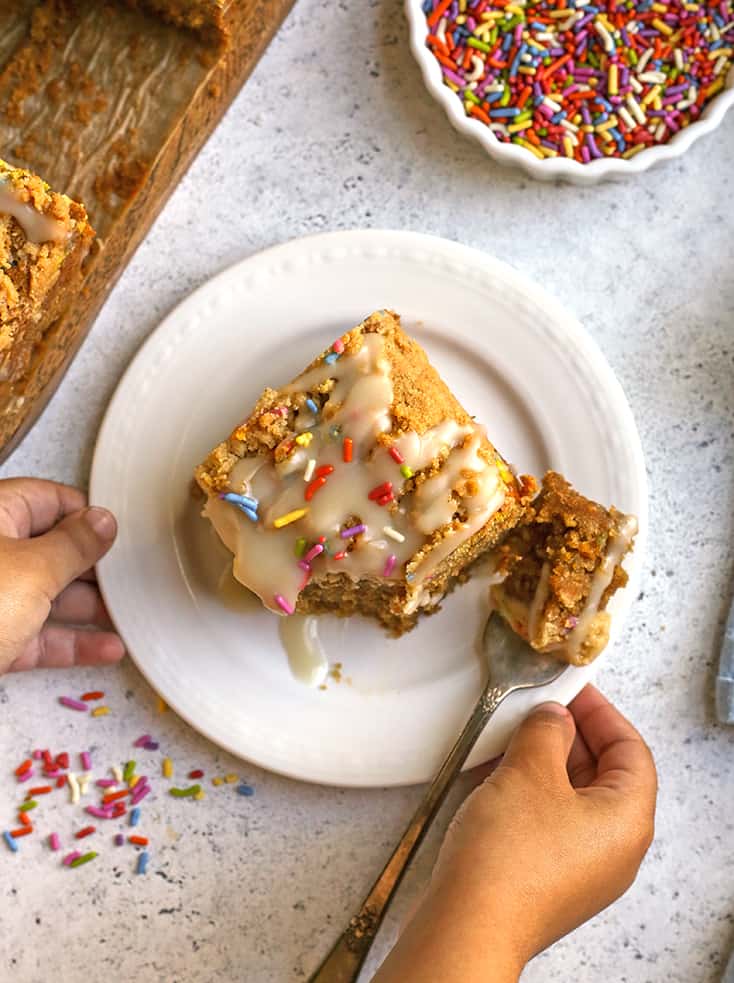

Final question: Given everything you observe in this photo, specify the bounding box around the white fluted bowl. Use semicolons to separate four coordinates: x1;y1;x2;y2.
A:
405;0;734;185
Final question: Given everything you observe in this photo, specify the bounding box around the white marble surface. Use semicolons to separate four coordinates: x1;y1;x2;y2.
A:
2;1;734;980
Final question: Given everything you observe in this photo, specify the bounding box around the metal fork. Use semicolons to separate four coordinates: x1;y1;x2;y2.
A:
307;610;569;983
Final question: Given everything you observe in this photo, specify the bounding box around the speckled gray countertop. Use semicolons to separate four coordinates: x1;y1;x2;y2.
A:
2;2;734;981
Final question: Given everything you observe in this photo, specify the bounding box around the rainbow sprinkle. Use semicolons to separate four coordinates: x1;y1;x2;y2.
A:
274;593;295;615
70;851;97;868
220;492;258;523
169;784;201;798
59;696;87;712
422;0;734;163
341;523;367;539
273;508;308;529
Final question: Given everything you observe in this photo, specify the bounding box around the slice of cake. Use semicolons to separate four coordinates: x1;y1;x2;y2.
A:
195;310;535;635
0;159;94;384
490;471;637;665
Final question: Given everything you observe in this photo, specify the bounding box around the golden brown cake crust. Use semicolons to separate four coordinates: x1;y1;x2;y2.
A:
120;0;228;44
0;158;94;383
492;471;634;662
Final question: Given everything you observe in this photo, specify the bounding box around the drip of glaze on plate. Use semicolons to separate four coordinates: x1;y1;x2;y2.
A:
204;333;506;618
0;182;68;243
278;615;329;687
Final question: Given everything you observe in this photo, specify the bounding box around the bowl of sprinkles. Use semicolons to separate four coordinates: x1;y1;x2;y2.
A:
406;0;734;183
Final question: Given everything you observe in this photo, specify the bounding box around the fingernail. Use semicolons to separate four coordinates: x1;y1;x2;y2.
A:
532;701;569;717
84;507;116;540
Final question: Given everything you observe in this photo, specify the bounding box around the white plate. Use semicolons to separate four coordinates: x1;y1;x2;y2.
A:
91;229;647;788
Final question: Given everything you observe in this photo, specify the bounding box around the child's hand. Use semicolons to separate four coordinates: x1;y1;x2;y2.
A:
375;685;657;983
0;478;124;674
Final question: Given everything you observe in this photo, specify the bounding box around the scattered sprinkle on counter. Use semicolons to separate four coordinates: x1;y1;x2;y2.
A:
3;691;260;876
168;784;201;798
422;0;734;163
59;696;87;712
70;851;97;868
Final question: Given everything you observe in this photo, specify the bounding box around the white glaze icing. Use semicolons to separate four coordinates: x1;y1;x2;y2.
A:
278;615;329;687
563;513;638;661
527;560;551;644
204;333;506;617
0;183;68;243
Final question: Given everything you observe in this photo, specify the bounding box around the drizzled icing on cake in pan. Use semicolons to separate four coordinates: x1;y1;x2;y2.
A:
0;180;68;244
203;330;510;619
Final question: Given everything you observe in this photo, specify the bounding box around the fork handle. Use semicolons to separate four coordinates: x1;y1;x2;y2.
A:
307;683;509;983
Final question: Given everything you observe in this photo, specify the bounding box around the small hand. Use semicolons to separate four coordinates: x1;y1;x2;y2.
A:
375;685;657;983
0;477;124;674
